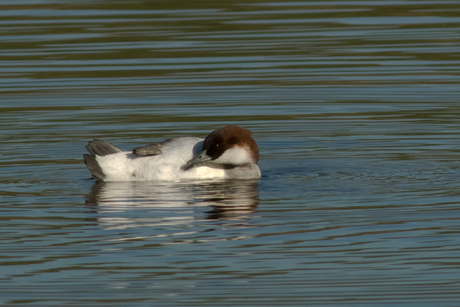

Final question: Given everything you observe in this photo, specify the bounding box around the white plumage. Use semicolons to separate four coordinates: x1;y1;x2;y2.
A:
84;125;261;182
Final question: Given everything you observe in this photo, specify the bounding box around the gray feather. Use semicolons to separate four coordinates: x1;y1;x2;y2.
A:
132;139;174;157
84;139;122;181
85;139;122;156
132;144;163;157
83;154;105;181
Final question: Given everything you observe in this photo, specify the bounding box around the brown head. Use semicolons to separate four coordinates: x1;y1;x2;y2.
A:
187;125;259;167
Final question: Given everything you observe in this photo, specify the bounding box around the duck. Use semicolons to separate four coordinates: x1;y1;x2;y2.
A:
83;125;261;181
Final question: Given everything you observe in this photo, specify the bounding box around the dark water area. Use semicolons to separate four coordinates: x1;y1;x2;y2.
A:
2;0;460;306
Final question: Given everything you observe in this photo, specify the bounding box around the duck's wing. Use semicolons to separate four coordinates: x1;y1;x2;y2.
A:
85;139;122;156
132;143;163;157
83;154;105;181
84;139;123;181
132;139;175;157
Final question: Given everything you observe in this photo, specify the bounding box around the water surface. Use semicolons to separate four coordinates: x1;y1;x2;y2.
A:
2;0;460;306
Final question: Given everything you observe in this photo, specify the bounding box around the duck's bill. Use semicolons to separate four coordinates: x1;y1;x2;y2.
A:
186;150;213;167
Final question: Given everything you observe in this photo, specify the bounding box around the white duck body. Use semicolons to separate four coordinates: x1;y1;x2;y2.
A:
83;125;261;182
95;137;222;181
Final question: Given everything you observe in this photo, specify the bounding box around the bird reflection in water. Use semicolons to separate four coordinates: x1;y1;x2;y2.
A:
198;181;259;220
84;179;259;229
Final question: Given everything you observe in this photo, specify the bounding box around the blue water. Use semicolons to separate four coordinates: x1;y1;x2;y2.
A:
2;0;460;306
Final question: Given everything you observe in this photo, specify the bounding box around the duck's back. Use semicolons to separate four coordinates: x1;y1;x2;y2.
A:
85;137;222;181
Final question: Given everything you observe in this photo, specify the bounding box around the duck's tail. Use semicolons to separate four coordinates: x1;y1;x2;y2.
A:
83;139;122;181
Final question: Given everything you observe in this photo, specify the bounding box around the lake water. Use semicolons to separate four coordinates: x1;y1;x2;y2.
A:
2;0;460;306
